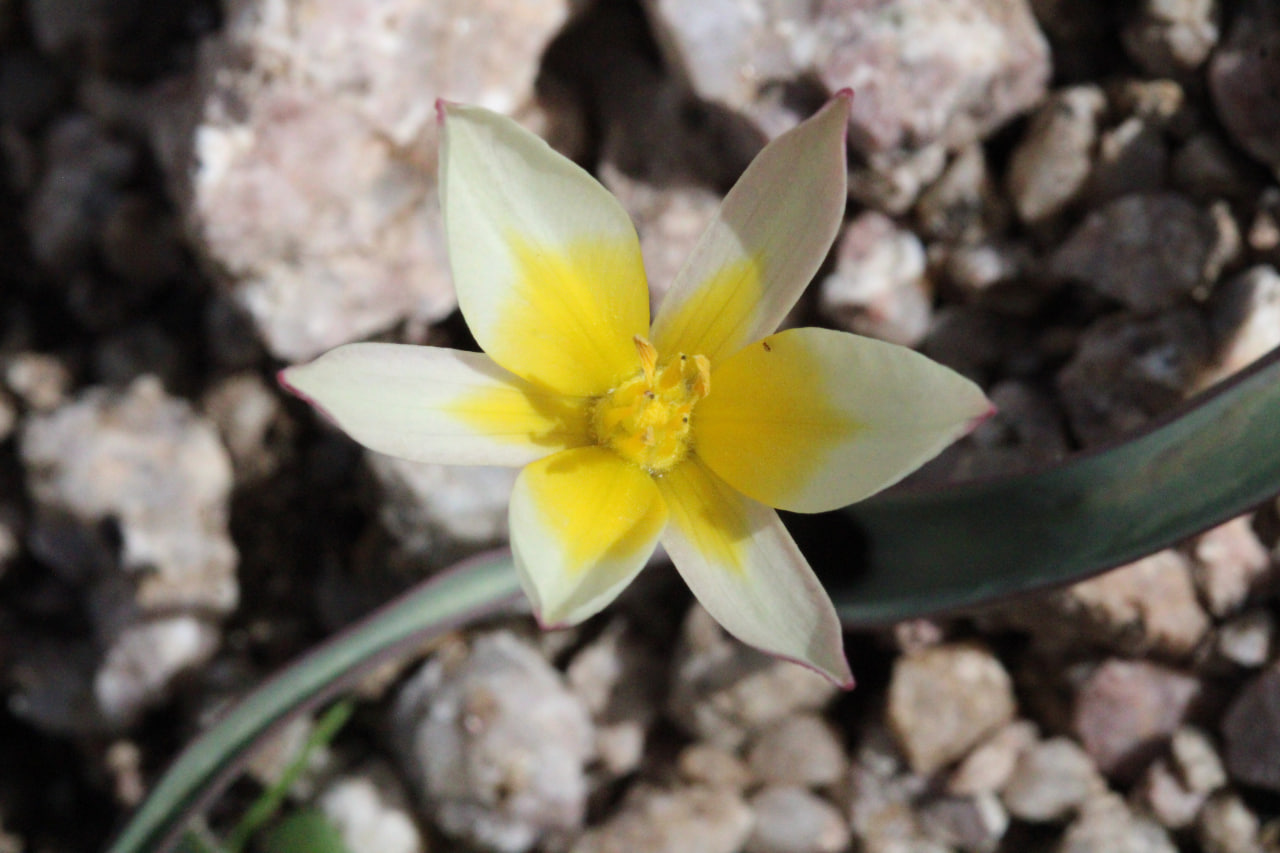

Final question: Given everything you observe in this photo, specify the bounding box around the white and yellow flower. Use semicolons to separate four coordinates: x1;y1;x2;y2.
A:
280;94;991;687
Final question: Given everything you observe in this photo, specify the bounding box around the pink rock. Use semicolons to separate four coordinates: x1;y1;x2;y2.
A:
1073;660;1201;780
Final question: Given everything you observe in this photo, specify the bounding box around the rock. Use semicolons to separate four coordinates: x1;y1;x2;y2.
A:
919;305;1018;384
666;604;839;749
1002;737;1105;823
366;455;517;565
392;632;594;853
21;376;238;615
1088;116;1170;204
1006;86;1106;225
1048;194;1217;312
1192;515;1272;617
1209;1;1280;176
819;211;931;347
846;757;932;852
850;144;950;214
4;351;71;412
1204;266;1280;386
1073;660;1201;780
1221;663;1280;792
600;162;721;305
746;787;850;853
997;550;1209;658
887;643;1018;776
571;784;753;853
94;616;221;729
677;744;752;791
1173;726;1229;793
1217;610;1275;669
153;0;569;361
747;713;848;789
1122;0;1220;76
1138;757;1208;830
1056;309;1212;446
916;143;1008;244
566;619;664;777
947;720;1038;797
1173;132;1255;202
818;0;1050;155
1058;793;1178;853
1198;793;1263;853
201;373;288;486
318;764;424;853
918;792;1009;851
940;242;1034;295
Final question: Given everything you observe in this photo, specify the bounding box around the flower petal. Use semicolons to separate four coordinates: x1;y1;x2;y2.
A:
280;343;589;466
650;92;851;364
509;447;668;627
657;458;852;687
696;327;992;513
440;103;650;395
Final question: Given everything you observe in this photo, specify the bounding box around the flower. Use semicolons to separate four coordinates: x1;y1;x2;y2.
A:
279;93;991;687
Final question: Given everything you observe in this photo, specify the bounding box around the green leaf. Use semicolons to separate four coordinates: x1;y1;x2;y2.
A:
108;551;523;853
828;347;1280;625
224;699;354;853
257;809;349;853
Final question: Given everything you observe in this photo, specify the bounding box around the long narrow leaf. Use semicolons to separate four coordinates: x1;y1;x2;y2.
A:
108;551;523;853
830;346;1280;624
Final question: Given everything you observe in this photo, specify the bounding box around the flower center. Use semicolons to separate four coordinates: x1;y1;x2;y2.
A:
591;336;711;475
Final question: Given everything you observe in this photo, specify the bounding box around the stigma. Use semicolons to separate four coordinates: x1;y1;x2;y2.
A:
591;336;711;474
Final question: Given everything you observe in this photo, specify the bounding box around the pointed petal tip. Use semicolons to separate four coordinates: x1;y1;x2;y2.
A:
833;87;854;102
774;648;855;690
967;401;999;433
434;98;453;125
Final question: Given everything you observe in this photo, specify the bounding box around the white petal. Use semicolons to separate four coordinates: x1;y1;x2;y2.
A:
510;447;668;626
280;343;587;466
650;92;851;364
657;459;853;687
440;103;650;395
696;327;993;513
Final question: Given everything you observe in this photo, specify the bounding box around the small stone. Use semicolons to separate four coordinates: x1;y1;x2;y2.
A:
1222;663;1280;793
1015;550;1209;658
318;764;424;853
1073;659;1201;779
1209;1;1280;176
818;212;931;347
916;143;1007;244
367;455;517;565
850;144;950;214
918;792;1009;852
677;744;752;791
94;616;221;729
201;373;287;485
846;759;931;850
1193;516;1272;617
1138;757;1207;830
1056;309;1212;446
1006;85;1106;225
1002;737;1105;823
1048;193;1217;312
746;787;851;853
941;242;1033;295
667;604;838;749
4;352;70;412
1122;0;1220;76
947;720;1038;797
566;619;663;778
1198;793;1263;853
392;632;594;853
1088;116;1170;204
1172;727;1228;794
887;643;1018;776
571;785;753;853
747;714;848;789
1173;132;1255;202
1217;610;1276;668
600;163;720;305
1204;266;1280;386
1058;794;1178;853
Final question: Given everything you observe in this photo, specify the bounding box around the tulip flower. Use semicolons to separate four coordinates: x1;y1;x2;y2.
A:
280;93;991;686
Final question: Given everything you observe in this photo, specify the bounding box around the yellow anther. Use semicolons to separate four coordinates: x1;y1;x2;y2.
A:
591;342;712;474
